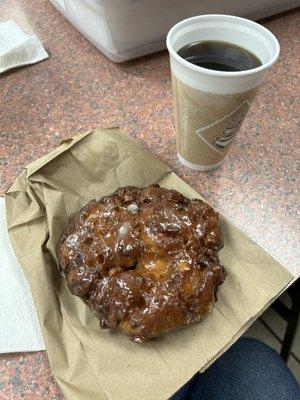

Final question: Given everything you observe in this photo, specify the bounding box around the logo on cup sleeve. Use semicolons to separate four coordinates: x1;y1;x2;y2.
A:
196;100;251;153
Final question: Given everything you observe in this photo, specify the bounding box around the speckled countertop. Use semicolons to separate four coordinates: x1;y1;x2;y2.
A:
0;1;299;398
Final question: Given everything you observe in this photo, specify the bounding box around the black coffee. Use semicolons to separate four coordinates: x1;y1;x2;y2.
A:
177;41;262;72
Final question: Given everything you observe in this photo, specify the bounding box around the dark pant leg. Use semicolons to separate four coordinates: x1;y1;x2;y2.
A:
172;337;300;400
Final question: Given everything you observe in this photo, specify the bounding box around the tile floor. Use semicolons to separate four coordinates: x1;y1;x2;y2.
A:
244;292;300;382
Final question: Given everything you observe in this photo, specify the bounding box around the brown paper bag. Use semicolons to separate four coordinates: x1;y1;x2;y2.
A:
5;128;292;400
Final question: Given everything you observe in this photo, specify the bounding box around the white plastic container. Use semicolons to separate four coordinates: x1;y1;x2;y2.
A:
49;0;297;62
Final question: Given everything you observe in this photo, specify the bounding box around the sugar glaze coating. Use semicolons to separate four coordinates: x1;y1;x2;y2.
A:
57;185;226;342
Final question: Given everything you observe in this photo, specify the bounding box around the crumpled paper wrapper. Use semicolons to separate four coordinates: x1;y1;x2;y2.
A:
5;128;292;400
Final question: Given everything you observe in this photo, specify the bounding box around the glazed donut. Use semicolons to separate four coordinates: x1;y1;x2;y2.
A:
57;185;226;342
